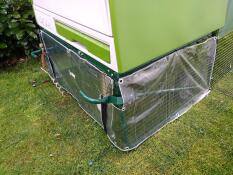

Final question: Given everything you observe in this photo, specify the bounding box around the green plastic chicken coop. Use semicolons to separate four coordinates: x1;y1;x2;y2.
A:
32;0;231;151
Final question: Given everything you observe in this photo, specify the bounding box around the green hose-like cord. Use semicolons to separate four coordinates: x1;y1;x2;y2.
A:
80;90;123;105
31;49;42;59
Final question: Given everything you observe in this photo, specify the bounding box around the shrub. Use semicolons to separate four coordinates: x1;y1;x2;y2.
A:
0;0;38;63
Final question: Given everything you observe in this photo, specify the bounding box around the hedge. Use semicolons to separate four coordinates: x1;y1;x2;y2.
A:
0;0;38;63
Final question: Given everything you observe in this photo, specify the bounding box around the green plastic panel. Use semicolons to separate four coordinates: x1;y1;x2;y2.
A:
109;0;228;73
56;22;111;63
219;0;233;37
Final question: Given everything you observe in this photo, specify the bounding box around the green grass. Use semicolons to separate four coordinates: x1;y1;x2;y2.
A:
0;60;232;175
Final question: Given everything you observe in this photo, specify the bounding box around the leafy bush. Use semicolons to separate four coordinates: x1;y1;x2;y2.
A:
0;0;38;63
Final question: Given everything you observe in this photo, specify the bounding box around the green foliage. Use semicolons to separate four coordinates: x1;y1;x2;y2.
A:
0;0;38;62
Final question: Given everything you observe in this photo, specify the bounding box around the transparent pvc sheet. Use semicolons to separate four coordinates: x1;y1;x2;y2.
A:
44;55;55;79
219;0;233;38
40;30;217;151
41;31;113;126
107;37;217;151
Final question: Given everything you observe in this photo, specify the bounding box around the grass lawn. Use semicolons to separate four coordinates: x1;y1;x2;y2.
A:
0;60;232;175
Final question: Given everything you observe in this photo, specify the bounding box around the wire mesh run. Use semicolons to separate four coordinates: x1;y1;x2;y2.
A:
41;31;113;126
107;37;217;151
212;31;233;86
40;30;217;151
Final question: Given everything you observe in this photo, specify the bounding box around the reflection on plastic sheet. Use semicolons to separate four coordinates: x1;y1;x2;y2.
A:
41;30;217;151
108;37;217;151
41;31;113;126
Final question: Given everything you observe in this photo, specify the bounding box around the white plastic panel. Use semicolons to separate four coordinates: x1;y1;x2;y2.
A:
33;5;119;72
33;0;112;36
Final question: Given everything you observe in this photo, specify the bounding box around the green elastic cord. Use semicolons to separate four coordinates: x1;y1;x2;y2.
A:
80;90;123;105
31;49;42;59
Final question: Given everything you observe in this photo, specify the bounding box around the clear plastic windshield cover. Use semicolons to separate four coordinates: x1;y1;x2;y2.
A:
40;31;113;126
107;37;217;151
40;31;217;151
